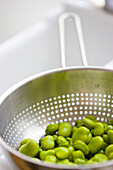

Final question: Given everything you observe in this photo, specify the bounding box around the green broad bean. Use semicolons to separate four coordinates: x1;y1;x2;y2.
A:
105;125;113;133
72;150;85;160
90;153;108;163
85;115;97;121
66;137;71;142
83;118;95;130
74;158;86;164
103;134;109;144
103;123;108;132
72;126;92;144
68;145;74;154
39;137;42;146
20;138;31;147
45;155;57;163
38;148;43;153
107;119;113;126
40;150;55;161
69;138;73;146
57;159;70;164
68;154;73;162
91;129;94;136
55;147;69;159
19;139;39;157
109;152;113;160
45;124;58;135
73;140;89;155
19;116;113;166
53;135;57;142
93;122;104;136
77;122;83;128
72;126;77;135
98;150;104;154
58;123;72;137
107;130;113;144
75;120;83;126
88;136;103;154
66;138;73;147
41;135;55;150
105;144;113;159
56;136;69;147
58;122;63;126
37;148;43;158
101;142;107;150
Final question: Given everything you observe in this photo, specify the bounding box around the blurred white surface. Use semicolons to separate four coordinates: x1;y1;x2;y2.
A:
0;0;61;43
0;6;63;96
0;146;20;170
0;0;113;169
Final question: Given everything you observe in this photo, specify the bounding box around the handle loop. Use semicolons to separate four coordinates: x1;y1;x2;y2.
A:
59;12;88;68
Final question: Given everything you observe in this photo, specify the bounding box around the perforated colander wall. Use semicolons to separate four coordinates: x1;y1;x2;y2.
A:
2;92;113;149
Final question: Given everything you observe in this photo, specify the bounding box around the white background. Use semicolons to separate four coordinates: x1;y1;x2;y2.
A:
0;0;61;43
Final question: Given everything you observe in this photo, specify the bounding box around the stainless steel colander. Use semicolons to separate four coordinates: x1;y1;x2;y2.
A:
0;12;113;170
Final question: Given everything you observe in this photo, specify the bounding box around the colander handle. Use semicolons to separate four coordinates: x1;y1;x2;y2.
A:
59;12;88;68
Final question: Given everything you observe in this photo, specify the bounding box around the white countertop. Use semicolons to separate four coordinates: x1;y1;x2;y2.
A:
0;0;61;43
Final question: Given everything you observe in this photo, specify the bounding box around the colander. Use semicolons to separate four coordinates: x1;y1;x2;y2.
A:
0;12;113;170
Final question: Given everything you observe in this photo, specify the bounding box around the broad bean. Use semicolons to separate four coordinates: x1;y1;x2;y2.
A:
90;153;108;162
87;154;108;164
72;150;85;160
72;126;77;135
83;118;95;130
41;135;55;150
75;120;82;127
45;155;57;163
85;115;97;121
74;158;86;164
107;119;113;126
55;147;69;159
105;144;113;160
105;125;113;133
19;115;113;166
40;150;55;161
45;124;58;135
58;123;72;137
73;140;89;155
57;159;70;164
72;126;92;144
103;134;109;144
93;122;104;136
56;136;69;147
68;145;74;154
88;136;103;154
107;130;113;144
19;139;39;157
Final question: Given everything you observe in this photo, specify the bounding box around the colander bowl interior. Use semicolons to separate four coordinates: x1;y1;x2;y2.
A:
1;67;113;169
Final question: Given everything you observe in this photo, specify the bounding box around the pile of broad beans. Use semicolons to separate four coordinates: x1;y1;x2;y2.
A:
19;115;113;166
